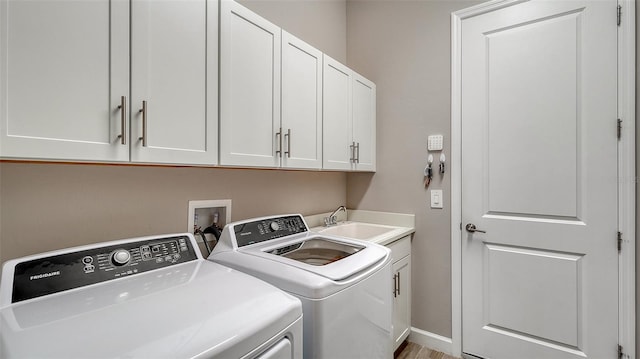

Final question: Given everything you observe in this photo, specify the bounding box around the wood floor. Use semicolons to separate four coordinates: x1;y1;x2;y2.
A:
395;341;460;359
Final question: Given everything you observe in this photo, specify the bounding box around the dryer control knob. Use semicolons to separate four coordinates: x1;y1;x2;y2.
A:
111;249;131;266
270;222;280;231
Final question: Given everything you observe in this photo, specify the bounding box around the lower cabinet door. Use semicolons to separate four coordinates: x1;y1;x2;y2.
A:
393;254;411;350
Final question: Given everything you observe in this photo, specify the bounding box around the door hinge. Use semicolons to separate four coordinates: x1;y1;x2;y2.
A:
617;119;622;139
618;344;624;359
617;4;622;26
617;231;622;252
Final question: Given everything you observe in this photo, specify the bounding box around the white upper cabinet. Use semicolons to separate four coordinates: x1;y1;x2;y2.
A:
220;2;323;170
130;0;218;165
2;0;373;171
219;0;281;167
322;56;353;170
352;73;376;171
323;55;376;171
281;31;323;169
0;0;129;161
1;0;218;165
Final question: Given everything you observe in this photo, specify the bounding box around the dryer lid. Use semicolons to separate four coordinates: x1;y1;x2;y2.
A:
0;261;302;359
0;234;302;359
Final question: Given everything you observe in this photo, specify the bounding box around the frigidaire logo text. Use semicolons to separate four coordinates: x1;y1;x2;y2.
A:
30;271;60;280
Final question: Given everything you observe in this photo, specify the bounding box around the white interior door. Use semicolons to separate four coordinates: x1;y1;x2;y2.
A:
461;1;618;358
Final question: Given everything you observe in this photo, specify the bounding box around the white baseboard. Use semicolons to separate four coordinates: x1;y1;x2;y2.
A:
408;327;454;356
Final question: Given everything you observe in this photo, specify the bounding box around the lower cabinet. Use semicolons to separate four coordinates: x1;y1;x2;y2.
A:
387;235;412;351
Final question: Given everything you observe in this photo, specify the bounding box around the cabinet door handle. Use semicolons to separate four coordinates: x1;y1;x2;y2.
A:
350;142;356;163
356;142;360;163
397;271;400;296
284;129;291;158
275;128;282;157
393;274;397;298
138;101;147;147
117;96;126;145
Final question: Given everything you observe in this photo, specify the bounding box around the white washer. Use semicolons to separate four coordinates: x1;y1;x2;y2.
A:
0;233;302;359
208;214;393;359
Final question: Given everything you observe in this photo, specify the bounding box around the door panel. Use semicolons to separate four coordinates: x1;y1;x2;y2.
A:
0;0;129;161
220;0;281;167
485;245;582;347
131;0;216;165
392;255;411;349
486;12;580;219
352;74;376;171
281;31;322;169
461;1;617;358
322;56;352;170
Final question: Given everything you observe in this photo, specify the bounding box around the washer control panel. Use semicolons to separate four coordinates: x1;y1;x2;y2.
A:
235;215;308;247
9;235;199;303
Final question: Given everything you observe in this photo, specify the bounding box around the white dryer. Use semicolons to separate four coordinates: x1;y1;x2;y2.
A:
0;233;302;359
208;214;393;359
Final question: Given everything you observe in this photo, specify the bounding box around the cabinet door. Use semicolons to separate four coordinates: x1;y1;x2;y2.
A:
281;31;322;169
352;73;376;171
130;0;217;165
392;255;411;350
322;55;352;170
220;0;281;167
0;0;129;161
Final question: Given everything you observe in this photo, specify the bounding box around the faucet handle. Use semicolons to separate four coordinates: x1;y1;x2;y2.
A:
324;215;339;227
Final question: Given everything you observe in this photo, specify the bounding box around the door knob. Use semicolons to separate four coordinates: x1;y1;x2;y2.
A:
465;223;486;233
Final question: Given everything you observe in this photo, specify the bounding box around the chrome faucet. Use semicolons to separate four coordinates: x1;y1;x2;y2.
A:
324;205;346;226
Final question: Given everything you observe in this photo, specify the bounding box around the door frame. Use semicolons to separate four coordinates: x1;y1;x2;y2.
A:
450;0;636;358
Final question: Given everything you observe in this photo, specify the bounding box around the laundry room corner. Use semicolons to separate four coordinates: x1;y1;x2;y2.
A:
345;0;484;348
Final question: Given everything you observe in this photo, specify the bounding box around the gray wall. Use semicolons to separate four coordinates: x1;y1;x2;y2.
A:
0;163;345;262
346;0;482;338
239;0;347;64
0;0;348;263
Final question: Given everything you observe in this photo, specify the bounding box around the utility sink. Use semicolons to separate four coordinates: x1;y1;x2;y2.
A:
318;222;397;240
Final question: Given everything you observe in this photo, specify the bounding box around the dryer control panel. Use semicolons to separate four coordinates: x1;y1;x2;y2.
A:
6;235;199;304
234;215;308;247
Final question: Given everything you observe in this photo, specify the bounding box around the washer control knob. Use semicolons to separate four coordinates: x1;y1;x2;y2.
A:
270;222;280;231
111;249;131;266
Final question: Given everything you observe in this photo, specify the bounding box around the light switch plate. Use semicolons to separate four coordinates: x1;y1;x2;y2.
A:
430;189;443;209
428;135;443;151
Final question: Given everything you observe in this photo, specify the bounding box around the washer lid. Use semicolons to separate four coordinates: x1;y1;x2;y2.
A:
0;261;302;359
